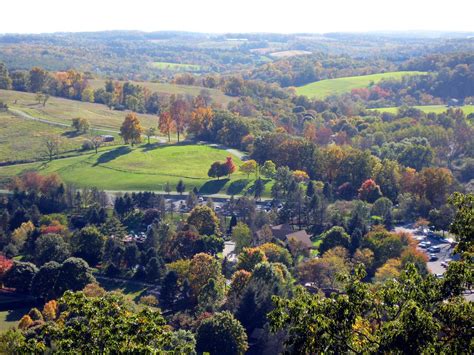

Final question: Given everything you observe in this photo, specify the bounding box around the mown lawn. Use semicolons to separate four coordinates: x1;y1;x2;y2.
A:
0;144;272;196
296;71;428;99
0;308;29;332
369;104;474;115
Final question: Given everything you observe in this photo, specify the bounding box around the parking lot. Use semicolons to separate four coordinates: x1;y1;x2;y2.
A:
394;226;456;276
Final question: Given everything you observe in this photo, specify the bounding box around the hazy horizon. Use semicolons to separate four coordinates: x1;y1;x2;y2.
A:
2;0;473;35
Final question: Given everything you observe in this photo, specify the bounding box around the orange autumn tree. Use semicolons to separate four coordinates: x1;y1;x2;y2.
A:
159;111;174;142
170;95;190;142
188;106;214;139
120;113;143;146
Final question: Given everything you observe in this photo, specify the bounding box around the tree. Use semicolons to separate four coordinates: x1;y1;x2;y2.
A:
169;95;189;142
187;205;220;236
42;136;60;161
34;233;70;266
81;87;95;103
176;179;186;195
56;257;95;294
197;278;225;312
318;226;351;255
236;247;267;272
160;270;180;310
207;161;227;180
89;135;104;154
240;160;257;179
371;197;393;228
188;253;224;300
224;156;237;177
72;226;105;266
232;222;252;254
71;118;90;133
0;62;12;89
31;261;61;300
196;311;248;355
159;111;174;142
358;179;383;203
145;127;156;145
260;160;276;179
11;291;182;353
269;264;473;354
2;261;38;293
120;113;143;146
253;178;265;200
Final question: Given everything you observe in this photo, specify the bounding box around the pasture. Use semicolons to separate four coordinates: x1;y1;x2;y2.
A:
0;89;159;131
369;104;474;115
296;71;428;99
0;111;97;163
0;144;271;196
149;61;202;71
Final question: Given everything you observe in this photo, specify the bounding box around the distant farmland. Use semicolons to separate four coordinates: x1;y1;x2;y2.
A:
88;80;234;106
369;104;474;115
149;61;202;71
296;71;428;99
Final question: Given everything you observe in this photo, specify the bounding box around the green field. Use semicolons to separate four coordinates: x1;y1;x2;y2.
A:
0;144;271;196
88;80;234;106
296;71;428;99
149;61;202;71
0;89;159;131
369;104;474;115
0;111;99;162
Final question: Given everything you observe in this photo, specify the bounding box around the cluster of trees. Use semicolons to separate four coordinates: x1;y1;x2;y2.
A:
269;192;473;354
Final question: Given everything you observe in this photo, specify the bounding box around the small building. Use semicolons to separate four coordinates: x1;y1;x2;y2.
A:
100;135;115;142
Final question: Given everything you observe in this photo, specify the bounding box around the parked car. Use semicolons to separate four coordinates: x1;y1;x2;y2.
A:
429;254;439;261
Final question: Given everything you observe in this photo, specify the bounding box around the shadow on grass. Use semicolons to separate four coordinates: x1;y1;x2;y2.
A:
61;130;83;138
141;142;165;153
94;146;132;166
227;179;250;195
246;178;271;195
199;179;229;195
5;308;29;322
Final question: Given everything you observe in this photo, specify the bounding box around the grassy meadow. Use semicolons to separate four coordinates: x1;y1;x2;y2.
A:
296;71;428;99
0;144;272;196
0;89;159;131
369;104;474;115
0;111;103;162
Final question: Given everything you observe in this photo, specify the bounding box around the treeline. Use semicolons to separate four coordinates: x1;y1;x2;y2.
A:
248;54;397;87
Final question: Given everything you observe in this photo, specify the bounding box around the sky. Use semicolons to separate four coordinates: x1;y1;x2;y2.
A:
1;0;473;34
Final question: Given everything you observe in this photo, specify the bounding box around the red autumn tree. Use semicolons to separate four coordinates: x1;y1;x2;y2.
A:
224;157;237;177
358;179;383;203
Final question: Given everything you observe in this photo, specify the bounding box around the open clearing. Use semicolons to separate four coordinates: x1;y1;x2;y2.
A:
0;144;271;196
88;80;234;106
296;71;428;99
149;61;202;71
369;104;474;115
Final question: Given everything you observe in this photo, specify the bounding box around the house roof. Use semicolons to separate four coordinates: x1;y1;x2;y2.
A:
286;230;312;248
271;223;293;239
